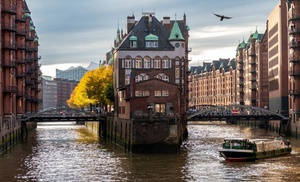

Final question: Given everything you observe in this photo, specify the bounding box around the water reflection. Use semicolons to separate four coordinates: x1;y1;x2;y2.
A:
0;122;300;181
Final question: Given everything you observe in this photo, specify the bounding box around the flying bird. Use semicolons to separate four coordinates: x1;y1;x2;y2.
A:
213;13;233;21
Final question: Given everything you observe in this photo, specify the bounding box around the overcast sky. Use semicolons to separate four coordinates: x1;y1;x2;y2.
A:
26;0;280;77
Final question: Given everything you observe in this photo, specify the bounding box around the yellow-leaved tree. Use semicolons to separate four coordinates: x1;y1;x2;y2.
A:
67;65;113;109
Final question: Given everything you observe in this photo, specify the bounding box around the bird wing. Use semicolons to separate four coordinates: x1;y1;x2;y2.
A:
213;13;222;18
223;15;233;19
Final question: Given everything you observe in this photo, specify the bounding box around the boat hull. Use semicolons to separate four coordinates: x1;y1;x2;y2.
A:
220;147;292;162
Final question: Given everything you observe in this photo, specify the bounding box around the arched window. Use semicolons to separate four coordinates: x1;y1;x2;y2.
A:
125;57;132;68
162;56;169;69
135;75;143;82
143;74;149;80
162;75;169;82
155;75;162;79
135;56;142;69
125;74;130;85
154;57;161;69
144;56;151;69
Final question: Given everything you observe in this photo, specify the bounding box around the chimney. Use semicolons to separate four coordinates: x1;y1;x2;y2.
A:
127;15;135;33
162;16;171;30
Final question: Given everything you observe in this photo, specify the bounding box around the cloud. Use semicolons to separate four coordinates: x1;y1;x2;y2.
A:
26;0;280;76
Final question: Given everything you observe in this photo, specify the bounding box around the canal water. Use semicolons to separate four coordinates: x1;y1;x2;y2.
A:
1;122;300;182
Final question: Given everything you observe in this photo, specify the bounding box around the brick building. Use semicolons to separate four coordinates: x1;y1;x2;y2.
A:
288;0;300;135
111;12;190;152
236;28;269;109
188;58;236;106
1;0;40;152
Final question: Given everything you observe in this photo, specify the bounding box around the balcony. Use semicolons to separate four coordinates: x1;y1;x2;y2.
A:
2;41;17;50
289;70;300;77
16;58;26;64
3;85;17;93
1;5;17;14
250;76;257;81
2;60;16;68
17;43;26;50
248;50;256;57
16;71;26;78
16;91;25;97
289;90;300;96
250;69;256;73
249;59;256;64
289;13;300;21
289;27;300;35
2;23;16;32
238;87;244;93
289;54;300;63
250;84;257;89
289;40;300;48
26;35;34;41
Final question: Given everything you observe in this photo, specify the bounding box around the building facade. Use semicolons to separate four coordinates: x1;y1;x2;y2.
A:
41;76;79;110
267;0;289;115
236;28;269;109
55;61;99;82
1;0;40;152
288;0;300;135
188;58;236;106
112;12;190;152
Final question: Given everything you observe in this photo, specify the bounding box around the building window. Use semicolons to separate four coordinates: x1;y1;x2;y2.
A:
144;56;151;69
135;56;142;69
130;40;137;48
162;90;169;97
155;104;166;113
154;57;161;69
125;74;130;85
135;75;143;82
143;74;149;80
175;68;180;78
162;75;169;82
162;57;169;69
143;91;149;96
125;57;131;68
146;41;158;48
135;91;142;97
154;90;161;97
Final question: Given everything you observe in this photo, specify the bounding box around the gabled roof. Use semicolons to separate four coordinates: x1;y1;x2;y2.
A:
168;21;184;41
117;15;175;50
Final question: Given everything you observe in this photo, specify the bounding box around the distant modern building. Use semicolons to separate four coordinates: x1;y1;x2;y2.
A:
55;78;78;108
56;61;99;81
1;0;40;152
41;76;79;110
188;58;236;106
42;76;57;110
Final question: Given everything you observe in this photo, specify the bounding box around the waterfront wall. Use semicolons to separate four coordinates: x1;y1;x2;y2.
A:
0;122;37;155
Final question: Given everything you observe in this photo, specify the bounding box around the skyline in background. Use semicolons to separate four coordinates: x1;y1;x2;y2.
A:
26;0;280;77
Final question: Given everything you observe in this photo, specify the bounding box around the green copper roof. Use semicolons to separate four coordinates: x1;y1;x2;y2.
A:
239;40;246;49
252;29;259;40
168;21;184;41
145;33;158;41
129;35;137;41
30;26;35;31
24;13;31;18
186;25;190;31
220;62;224;68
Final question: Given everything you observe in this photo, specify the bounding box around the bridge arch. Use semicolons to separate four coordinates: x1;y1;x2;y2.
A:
22;107;104;122
187;105;289;121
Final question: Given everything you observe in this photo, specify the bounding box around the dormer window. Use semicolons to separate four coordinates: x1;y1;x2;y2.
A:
145;33;158;48
129;35;137;48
